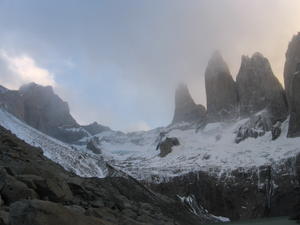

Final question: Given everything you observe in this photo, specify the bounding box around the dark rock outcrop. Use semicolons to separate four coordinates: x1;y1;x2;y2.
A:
235;112;273;143
236;53;288;122
284;32;300;108
158;137;180;157
172;83;206;125
205;52;239;121
0;125;214;225
235;112;284;143
287;71;300;137
271;121;282;140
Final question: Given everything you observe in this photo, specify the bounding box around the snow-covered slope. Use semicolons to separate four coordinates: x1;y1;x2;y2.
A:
0;107;107;178
89;119;300;182
1;106;299;183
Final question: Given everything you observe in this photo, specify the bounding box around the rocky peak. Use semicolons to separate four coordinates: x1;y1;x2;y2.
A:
0;83;87;143
206;51;231;77
205;51;238;121
174;83;195;107
284;32;300;108
18;83;78;132
172;83;206;124
236;52;288;122
19;82;53;93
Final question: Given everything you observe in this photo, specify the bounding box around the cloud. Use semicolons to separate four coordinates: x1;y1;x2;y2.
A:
0;50;55;89
125;121;151;132
0;0;299;130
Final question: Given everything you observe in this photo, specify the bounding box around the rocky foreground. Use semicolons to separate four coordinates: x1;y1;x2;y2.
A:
0;125;220;225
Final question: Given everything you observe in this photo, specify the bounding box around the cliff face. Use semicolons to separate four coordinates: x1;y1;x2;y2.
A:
236;53;288;122
288;71;300;137
19;83;79;137
284;32;300;108
172;83;206;124
284;32;300;137
205;52;239;122
0;83;88;143
148;157;300;221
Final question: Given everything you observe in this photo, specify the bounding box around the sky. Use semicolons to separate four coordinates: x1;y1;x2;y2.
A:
0;0;299;131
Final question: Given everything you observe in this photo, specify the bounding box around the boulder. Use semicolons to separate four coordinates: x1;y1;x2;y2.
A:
172;83;206;125
9;200;111;225
236;53;288;122
158;137;180;157
205;51;238;121
287;71;300;137
284;32;300;108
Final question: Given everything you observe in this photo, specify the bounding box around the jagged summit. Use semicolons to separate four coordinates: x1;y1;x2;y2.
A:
286;33;300;137
236;52;288;122
206;51;231;77
205;51;238;121
19;82;53;92
172;83;206;124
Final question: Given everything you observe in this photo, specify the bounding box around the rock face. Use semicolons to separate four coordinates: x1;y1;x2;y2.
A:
172;83;206;124
285;33;300;137
288;71;300;137
284;32;300;108
205;52;239;121
148;158;300;221
235;112;273;143
0;125;215;225
236;53;288;122
19;83;84;142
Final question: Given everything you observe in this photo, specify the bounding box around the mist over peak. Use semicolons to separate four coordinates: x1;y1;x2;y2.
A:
0;0;300;131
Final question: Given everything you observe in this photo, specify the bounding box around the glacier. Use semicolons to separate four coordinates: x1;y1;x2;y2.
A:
0;107;300;183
